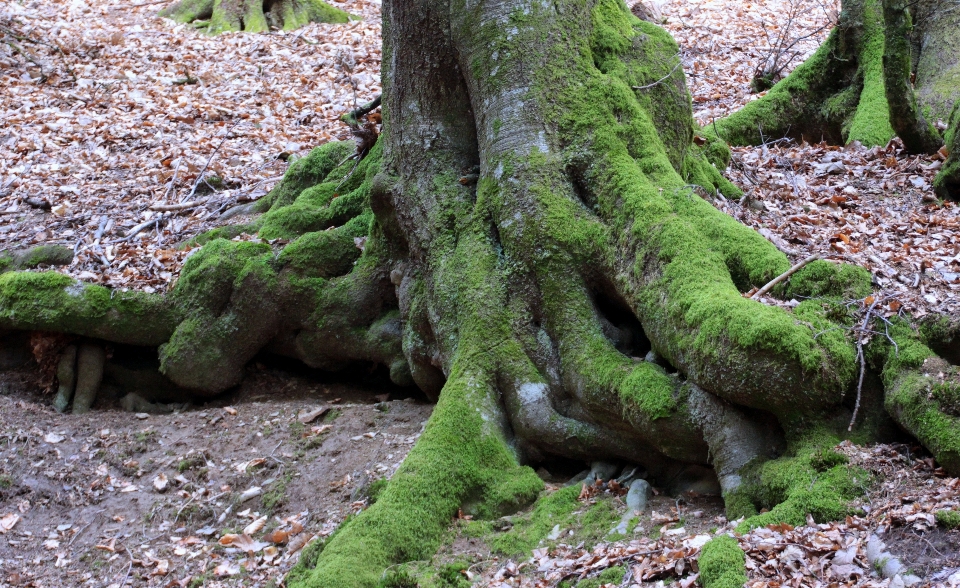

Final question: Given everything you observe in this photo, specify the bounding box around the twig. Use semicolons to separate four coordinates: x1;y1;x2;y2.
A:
340;94;381;127
149;199;206;212
749;254;820;299
184;120;240;202
116;0;169;8
116;542;134;588
163;157;183;202
68;509;106;546
849;295;883;431
175;494;198;522
632;57;682;90
119;214;165;242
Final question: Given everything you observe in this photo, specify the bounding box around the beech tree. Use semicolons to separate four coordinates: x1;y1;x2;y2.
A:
159;0;352;34
1;0;959;585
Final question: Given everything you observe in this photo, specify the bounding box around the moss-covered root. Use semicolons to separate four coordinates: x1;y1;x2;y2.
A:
290;365;543;588
687;385;785;507
0;272;177;345
881;331;960;474
730;434;870;530
711;0;894;147
0;245;74;274
881;0;943;155
159;0;351;34
53;344;78;413
934;103;960;201
698;536;747;588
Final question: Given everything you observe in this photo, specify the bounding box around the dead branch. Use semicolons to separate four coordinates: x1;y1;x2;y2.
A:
750;253;820;299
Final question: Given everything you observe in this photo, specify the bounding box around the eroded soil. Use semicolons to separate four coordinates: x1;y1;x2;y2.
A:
0;362;432;587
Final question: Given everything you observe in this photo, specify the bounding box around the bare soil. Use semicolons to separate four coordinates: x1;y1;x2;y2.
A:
0;361;432;588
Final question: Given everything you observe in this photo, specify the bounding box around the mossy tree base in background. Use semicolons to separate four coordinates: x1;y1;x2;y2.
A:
712;0;959;196
3;0;960;585
159;0;351;34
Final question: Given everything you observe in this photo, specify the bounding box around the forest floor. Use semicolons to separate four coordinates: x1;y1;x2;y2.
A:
1;0;960;586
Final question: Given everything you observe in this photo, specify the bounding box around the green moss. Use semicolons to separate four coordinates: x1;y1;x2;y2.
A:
258;142;380;240
712;0;893;147
934;102;960;200
161;0;351;33
936;509;960;529
277;212;369;277
874;320;960;474
698;536;747;588
0;245;73;274
575;565;625;588
932;379;960;416
0;271;175;344
185;223;259;247
262;472;293;513
377;569;418;588
732;433;870;532
261;141;355;211
783;260;873;299
492;485;580;556
845;0;895;146
492;487;624;557
460;519;493;538
294;351;543;587
366;478;388;505
286;536;333;586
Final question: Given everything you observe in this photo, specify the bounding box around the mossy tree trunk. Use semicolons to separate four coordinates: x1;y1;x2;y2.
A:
712;0;959;196
159;0;352;34
2;0;960;585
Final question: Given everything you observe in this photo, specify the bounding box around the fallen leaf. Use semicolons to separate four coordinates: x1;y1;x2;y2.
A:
298;406;330;424
43;432;64;444
243;515;267;536
153;473;169;493
0;514;19;533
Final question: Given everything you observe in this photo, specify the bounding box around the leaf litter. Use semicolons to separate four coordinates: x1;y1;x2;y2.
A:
1;0;959;585
1;0;381;292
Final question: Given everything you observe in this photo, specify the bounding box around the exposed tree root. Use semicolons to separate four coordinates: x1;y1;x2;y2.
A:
159;0;351;34
1;0;960;585
936;103;960;200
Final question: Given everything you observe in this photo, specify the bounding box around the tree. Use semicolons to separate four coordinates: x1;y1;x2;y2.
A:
713;0;960;198
159;0;352;34
1;0;959;585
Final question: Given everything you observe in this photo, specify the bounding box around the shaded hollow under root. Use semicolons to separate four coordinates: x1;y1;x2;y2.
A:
158;0;351;34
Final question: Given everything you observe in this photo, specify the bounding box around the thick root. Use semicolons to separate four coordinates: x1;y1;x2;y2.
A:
72;343;105;414
0;141;409;397
881;0;943;155
935;104;960;201
0;245;73;274
159;0;351;34
290;337;543;587
53;344;77;413
880;322;960;474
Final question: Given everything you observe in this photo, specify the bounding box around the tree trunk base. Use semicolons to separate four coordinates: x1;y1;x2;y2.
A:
158;0;351;34
2;0;960;585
